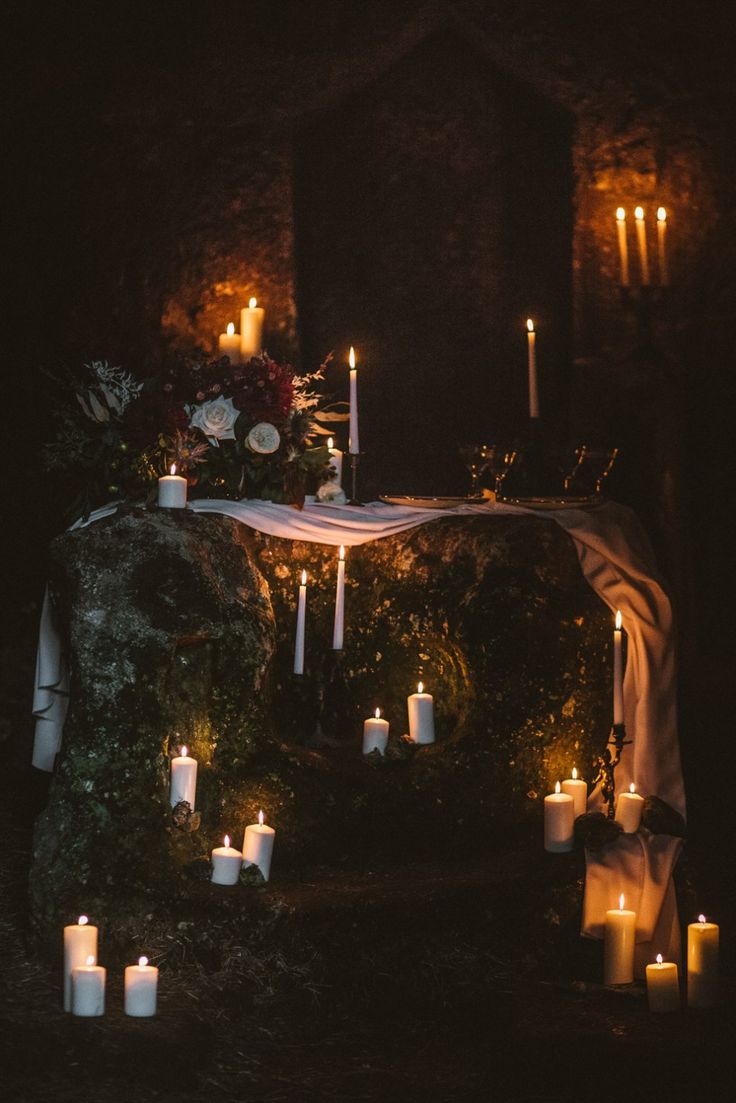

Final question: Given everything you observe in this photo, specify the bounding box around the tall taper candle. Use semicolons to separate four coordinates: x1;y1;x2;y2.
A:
616;207;630;287
332;545;345;650
526;319;539;419
688;914;719;1008
613;609;624;726
635;206;650;285
293;569;307;674
63;915;98;1012
348;346;359;454
657;207;669;286
604;894;637;984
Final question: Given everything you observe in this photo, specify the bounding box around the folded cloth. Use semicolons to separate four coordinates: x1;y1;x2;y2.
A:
582;829;683;977
31;586;69;772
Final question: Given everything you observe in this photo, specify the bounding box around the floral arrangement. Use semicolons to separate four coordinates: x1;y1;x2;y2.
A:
45;352;345;517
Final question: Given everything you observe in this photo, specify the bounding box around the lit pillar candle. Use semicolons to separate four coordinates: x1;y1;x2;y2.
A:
615;782;644;834
613;609;624;726
408;681;435;744
71;955;106;1017
635;206;650;285
657;207;669;286
688;914;719;1008
561;766;587;819
543;782;574;852
646;954;680;1012
293;569;307;675
332;546;346;651
211;834;242;885
616;207;630;287
604;893;637;984
240;296;265;358
170;745;197;809
242;810;276;882
363;707;389;755
63;915;98;1012
348;346;359;454
124;956;159;1017
327;437;344;484
158;463;187;509
218;321;241;364
526;319;539;420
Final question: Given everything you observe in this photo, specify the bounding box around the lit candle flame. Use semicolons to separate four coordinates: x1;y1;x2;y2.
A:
572;766;578;780
170;463;177;476
181;745;188;757
300;569;307;586
699;914;706;924
349;346;356;369
224;835;230;848
418;681;424;694
615;610;622;631
78;915;88;926
656;953;663;965
258;809;264;826
657;207;667;222
616;207;626;221
526;318;534;333
555;781;561;794
139;956;148;968
328;437;334;450
375;708;381;719
634;206;644;221
226;322;235;336
86;955;95;966
339;544;345;561
619;893;625;910
249;297;257;309
629;782;636;794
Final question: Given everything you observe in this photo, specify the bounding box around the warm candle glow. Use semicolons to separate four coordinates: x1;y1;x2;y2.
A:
224;835;230;847
615;610;622;630
375;708;381;719
619;893;625;911
139;956;148;968
86;954;95;966
181;745;188;757
555;781;561;794
572;766;578;780
699;914;706;924
300;569;307;586
170;463;177;476
339;544;345;561
249;297;257;309
656;953;663;965
226;322;235;336
657;207;667;222
328;437;334;449
258;809;264;826
616;207;626;221
349;346;356;369
418;681;424;693
78;915;88;926
629;782;636;794
635;206;644;221
526;318;534;333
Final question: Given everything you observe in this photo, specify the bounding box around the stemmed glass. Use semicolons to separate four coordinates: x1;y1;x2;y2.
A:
459;444;518;497
483;445;518;496
458;443;490;497
563;445;620;496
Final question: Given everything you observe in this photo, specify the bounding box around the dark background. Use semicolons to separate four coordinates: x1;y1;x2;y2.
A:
2;0;735;877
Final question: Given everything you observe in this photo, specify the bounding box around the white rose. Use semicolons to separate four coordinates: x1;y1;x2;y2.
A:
316;481;347;505
246;422;281;455
189;396;239;445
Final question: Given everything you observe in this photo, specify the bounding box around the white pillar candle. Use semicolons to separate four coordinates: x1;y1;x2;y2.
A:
218;321;241;364
170;745;197;809
604;894;637;984
242;810;276;881
71;955;106;1017
332;546;345;651
408;682;435;744
240;296;265;358
615;783;644;834
327;437;344;484
348;346;359;454
561;766;587;819
211;834;243;885
634;206;650;285
616;207;630;287
63;915;98;1012
656;207;669;286
293;569;307;675
526;319;539;420
124;956;159;1017
158;463;187;509
646;954;680;1012
363;707;389;755
613;609;624;726
687;914;719;1008
543;781;574;852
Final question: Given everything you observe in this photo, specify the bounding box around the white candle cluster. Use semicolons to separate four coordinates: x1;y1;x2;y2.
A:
64;914;158;1017
362;683;437;756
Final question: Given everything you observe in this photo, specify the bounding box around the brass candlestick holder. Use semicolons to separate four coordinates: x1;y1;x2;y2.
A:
592;722;631;819
348;452;363;506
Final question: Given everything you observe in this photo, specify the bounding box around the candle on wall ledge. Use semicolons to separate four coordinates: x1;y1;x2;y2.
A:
332;546;346;651
327;437;344;484
240;296;265;358
71;954;106;1017
293;569;307;674
604;893;637;985
211;835;242;885
363;707;389;755
63;915;98;1012
615;782;644;834
688;914;719;1008
348;346;359;454
218;321;241;364
124;956;159;1017
646;954;680;1013
613;609;624;726
561;767;587;819
543;781;574;853
242;810;276;882
616;207;630;287
158;463;187;509
526;319;539;420
635;206;650;285
408;682;435;744
170;745;197;809
657;207;669;286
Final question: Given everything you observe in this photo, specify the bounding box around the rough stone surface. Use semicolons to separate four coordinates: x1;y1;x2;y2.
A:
30;508;610;940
